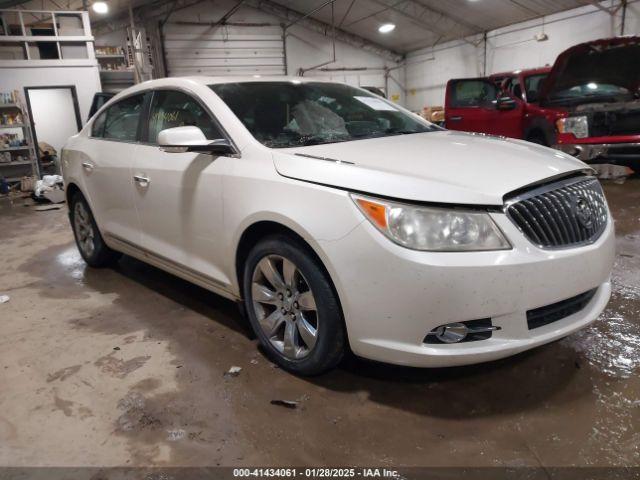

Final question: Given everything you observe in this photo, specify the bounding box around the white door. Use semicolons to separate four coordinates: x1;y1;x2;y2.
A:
27;87;80;157
80;93;146;246
132;89;232;286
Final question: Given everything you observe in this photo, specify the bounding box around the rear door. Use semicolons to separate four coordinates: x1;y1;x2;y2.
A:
81;93;146;245
445;77;524;138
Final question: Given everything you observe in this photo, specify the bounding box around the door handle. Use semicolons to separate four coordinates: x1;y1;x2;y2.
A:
81;162;94;172
449;116;463;121
133;174;150;187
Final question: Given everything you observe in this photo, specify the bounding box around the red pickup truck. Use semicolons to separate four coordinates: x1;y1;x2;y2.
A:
445;36;640;170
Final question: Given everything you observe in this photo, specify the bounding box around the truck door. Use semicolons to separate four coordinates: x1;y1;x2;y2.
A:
445;78;523;138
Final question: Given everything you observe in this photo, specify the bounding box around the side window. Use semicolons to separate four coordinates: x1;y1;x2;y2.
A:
91;111;106;138
147;90;223;144
450;80;498;108
103;94;145;142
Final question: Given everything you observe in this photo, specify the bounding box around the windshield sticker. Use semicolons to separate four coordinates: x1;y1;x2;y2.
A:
354;96;398;111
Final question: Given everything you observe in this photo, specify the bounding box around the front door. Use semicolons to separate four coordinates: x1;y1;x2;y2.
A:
132;89;233;286
445;78;523;138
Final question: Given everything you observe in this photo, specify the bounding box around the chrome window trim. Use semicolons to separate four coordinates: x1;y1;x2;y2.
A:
87;86;241;157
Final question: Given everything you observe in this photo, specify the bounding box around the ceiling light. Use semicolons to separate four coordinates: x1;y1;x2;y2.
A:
92;2;108;14
378;23;396;34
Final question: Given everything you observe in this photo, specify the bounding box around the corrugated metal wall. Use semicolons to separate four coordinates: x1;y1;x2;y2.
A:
162;24;286;77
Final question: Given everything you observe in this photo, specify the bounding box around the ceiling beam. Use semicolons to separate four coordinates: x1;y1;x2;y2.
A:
246;0;403;62
407;0;484;33
0;0;31;8
92;0;203;34
584;0;615;14
367;0;480;47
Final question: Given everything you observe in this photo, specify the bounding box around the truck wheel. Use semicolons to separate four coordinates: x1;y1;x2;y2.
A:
526;133;548;146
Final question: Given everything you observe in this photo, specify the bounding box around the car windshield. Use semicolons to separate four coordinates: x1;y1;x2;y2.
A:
209;81;438;148
549;82;632;102
524;73;548;102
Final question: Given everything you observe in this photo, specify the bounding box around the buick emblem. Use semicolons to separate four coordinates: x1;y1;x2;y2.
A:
575;196;594;228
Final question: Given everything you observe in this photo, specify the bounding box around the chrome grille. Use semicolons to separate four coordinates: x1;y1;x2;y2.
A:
505;176;608;248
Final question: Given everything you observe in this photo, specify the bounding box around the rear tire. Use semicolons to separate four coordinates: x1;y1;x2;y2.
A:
70;192;121;268
242;234;345;375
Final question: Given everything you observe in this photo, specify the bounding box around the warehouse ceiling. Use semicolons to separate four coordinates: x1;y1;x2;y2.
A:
0;0;611;53
268;0;602;52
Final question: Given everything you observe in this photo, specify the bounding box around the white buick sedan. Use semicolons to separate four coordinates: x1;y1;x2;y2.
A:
62;77;615;375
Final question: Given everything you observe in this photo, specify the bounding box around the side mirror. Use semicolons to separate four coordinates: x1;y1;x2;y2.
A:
158;126;235;155
496;96;517;111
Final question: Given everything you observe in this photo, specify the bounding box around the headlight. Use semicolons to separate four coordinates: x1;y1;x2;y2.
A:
351;194;511;252
556;116;589;138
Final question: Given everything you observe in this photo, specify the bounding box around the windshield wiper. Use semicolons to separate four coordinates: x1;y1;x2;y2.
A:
384;128;423;135
298;134;349;146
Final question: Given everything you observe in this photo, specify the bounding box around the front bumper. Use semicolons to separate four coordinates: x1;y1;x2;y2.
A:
320;211;615;368
554;142;640;168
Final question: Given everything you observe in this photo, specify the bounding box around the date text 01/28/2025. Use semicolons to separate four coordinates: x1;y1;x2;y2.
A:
232;468;400;478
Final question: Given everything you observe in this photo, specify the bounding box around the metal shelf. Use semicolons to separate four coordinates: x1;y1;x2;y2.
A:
0;104;19;109
0;160;32;166
0;124;26;129
0;146;30;152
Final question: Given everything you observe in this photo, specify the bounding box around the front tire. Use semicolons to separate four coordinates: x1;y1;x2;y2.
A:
70;192;121;268
242;235;345;375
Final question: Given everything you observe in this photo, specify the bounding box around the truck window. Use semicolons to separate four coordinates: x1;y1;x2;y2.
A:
450;80;497;108
524;74;548;103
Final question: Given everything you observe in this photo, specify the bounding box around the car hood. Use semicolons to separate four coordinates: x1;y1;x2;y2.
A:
272;131;589;206
539;36;640;104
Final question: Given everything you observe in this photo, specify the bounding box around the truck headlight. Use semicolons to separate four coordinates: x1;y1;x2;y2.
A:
352;194;511;252
556;116;589;139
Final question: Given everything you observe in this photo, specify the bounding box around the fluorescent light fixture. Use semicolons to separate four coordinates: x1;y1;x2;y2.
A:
378;23;396;34
92;1;108;13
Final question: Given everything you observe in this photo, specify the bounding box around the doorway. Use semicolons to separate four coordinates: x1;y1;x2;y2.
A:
24;86;82;176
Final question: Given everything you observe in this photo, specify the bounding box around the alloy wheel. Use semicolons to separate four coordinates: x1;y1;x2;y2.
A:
250;254;319;359
74;202;95;257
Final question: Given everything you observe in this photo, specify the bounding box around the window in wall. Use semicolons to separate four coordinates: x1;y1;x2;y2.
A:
103;94;145;141
147;90;222;144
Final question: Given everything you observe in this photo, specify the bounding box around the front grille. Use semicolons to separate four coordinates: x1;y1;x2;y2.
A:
527;288;598;330
589;110;640;137
505;176;608;248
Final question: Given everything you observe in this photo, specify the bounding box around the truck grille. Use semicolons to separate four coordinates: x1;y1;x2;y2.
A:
505;176;608;248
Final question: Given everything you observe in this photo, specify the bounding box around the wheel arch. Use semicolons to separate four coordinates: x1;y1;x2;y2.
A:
233;220;347;331
65;181;82;205
524;118;556;146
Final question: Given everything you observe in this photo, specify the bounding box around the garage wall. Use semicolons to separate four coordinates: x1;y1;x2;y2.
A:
404;2;640;111
0;65;101;123
94;0;404;103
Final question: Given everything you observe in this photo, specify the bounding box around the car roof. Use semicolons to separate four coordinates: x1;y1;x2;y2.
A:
489;67;551;79
109;75;341;103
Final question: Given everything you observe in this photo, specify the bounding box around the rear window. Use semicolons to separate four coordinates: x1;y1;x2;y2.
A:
449;80;497;108
103;94;145;142
91;111;106;138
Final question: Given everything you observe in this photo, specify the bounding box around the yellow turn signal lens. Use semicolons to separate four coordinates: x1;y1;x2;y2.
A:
355;198;388;229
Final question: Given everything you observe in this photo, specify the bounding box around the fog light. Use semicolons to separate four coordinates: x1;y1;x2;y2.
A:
424;319;501;344
432;323;468;343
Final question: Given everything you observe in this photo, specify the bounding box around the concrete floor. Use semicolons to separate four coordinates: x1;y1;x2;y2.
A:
0;178;639;468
